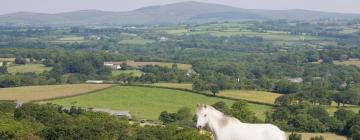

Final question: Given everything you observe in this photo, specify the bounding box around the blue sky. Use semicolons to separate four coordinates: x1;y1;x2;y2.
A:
1;0;360;14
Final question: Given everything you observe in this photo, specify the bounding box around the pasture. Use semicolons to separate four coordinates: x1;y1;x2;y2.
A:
0;57;15;62
112;70;143;77
293;133;346;140
8;64;51;74
334;60;360;67
124;60;192;71
218;90;282;105
156;23;322;41
47;86;272;120
0;84;113;101
50;36;85;43
326;106;360;116
148;83;193;90
119;38;155;45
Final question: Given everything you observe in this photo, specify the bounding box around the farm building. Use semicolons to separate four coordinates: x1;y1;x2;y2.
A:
86;80;105;84
92;108;132;119
104;62;122;70
287;77;303;83
15;100;25;108
158;36;168;42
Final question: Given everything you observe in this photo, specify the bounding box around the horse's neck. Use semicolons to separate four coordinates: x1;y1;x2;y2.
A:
207;107;225;137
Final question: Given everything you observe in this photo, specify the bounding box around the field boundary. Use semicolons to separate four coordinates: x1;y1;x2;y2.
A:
29;84;117;103
126;84;276;107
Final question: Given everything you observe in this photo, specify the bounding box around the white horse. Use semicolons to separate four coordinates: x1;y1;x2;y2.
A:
196;104;287;140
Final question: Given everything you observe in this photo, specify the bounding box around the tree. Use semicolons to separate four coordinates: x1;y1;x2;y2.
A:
15;57;26;64
335;109;356;122
211;102;231;115
120;63;128;70
332;93;348;107
288;133;302;140
159;111;175;124
0;65;7;74
210;85;220;96
230;101;259;123
175;107;192;121
275;94;296;106
351;124;360;140
43;59;55;67
310;136;324;140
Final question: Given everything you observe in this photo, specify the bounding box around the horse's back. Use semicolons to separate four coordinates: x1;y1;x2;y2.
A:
232;122;286;140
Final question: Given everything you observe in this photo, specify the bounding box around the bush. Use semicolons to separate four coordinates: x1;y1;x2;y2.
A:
231;101;260;123
310;136;324;140
211;102;231;115
289;133;302;140
15;57;26;64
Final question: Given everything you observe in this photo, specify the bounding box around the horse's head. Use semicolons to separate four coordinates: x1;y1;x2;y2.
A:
196;104;209;130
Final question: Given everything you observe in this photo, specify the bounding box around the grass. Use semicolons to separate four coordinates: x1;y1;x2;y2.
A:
125;61;192;71
334;60;360;67
47;86;272;120
148;83;193;90
8;64;52;74
119;38;155;45
59;36;84;41
50;36;85;43
0;57;15;62
199;31;320;41
339;27;359;34
326;106;360;116
218;90;282;105
158;24;321;41
0;84;114;102
291;133;347;140
112;70;143;77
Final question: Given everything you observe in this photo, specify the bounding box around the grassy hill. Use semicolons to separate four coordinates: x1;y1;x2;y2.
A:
1;1;359;25
47;86;272;120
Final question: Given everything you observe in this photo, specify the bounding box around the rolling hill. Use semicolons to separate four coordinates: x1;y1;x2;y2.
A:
0;1;359;26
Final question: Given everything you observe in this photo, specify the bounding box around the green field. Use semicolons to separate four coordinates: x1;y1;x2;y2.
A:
48;86;272;120
8;64;51;74
125;60;192;71
326;106;360;116
0;84;114;102
146;83;281;104
218;90;282;105
119;35;155;45
119;38;155;45
334;60;360;67
50;36;85;43
287;133;346;140
156;23;322;41
148;83;193;90
112;70;143;77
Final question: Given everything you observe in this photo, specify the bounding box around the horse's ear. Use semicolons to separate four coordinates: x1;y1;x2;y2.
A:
203;104;207;108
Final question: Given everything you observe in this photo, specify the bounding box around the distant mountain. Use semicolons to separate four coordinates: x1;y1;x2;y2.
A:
0;1;359;26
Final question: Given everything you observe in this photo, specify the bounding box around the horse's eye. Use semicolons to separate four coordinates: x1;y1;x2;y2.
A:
204;114;207;117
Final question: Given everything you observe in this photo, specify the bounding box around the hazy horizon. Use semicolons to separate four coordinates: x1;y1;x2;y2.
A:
1;0;360;15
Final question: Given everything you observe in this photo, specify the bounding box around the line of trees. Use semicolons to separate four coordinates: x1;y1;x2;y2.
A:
0;102;211;140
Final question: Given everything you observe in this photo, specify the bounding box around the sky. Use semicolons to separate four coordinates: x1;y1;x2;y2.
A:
1;0;360;15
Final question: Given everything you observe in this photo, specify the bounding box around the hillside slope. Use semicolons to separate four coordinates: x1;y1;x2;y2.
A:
0;1;359;25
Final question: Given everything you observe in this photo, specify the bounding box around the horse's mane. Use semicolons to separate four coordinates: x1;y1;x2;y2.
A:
206;105;225;118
